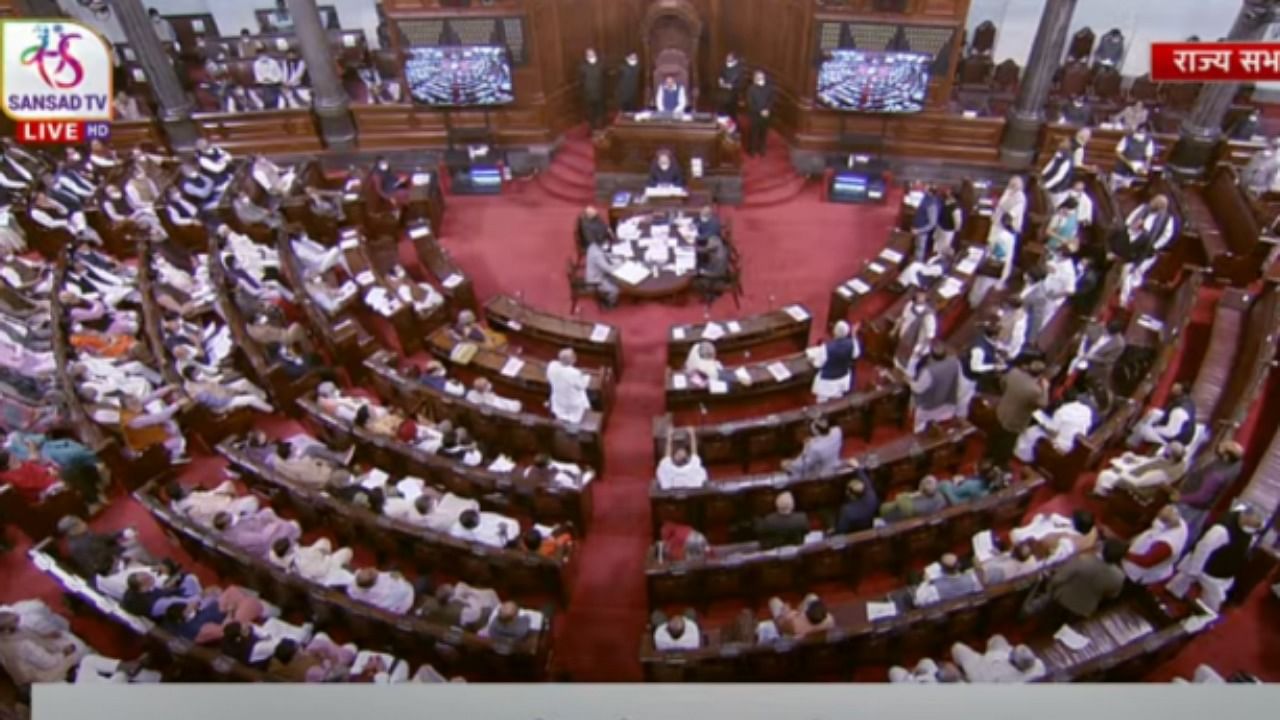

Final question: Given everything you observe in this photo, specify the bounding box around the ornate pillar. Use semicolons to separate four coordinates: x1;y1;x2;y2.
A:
106;0;200;151
998;0;1078;167
286;0;357;150
1168;0;1280;179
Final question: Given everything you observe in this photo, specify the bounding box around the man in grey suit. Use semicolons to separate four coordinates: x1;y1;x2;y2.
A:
583;238;621;308
232;191;281;231
1046;538;1128;621
782;418;843;478
753;491;810;549
989;355;1050;465
918;553;980;604
1072;318;1127;392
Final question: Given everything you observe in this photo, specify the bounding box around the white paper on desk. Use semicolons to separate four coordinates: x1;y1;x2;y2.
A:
904;191;924;208
938;277;964;299
955;256;980;275
274;37;289;52
735;367;753;385
355;270;376;286
726;320;742;334
411;173;431;186
673;248;696;274
1055;624;1091;650
868;261;887;274
611;261;651;285
340;236;360;249
191;19;206;33
838;285;854;299
880;248;905;264
766;362;791;382
488;455;516;473
672;372;688;390
408;225;428;240
783;305;809;322
499;357;525;377
866;601;898;622
923;562;942;580
342;33;357;48
132;68;146;83
672;327;687;341
849;278;872;294
505;319;523;332
1137;314;1164;333
972;529;997;562
360;468;390;490
702;322;725;341
590;324;611;343
709;379;729;394
610;241;635;259
442;274;463;289
617;224;641;241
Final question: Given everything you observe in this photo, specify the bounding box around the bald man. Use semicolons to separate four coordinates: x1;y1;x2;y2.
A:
547;349;593;424
811;320;861;402
754;491;810;549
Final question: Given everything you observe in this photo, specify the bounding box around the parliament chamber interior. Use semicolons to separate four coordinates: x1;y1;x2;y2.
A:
4;0;1280;702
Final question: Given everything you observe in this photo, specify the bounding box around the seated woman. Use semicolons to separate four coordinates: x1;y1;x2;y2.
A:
937;460;1011;505
683;341;728;386
1044;198;1080;254
449;309;506;350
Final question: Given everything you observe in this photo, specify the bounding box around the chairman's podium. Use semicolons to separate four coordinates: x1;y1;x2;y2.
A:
593;113;744;204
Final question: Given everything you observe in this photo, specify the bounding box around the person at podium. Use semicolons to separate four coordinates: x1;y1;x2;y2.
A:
648;150;685;189
654;75;689;115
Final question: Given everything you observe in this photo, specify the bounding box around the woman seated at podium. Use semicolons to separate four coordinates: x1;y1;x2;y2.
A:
648;151;685;188
654;75;689;115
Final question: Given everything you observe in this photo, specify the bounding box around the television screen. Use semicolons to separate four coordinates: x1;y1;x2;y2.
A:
816;50;931;113
404;46;515;107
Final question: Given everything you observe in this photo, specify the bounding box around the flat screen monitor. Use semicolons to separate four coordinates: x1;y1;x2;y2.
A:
816;50;931;113
405;46;515;107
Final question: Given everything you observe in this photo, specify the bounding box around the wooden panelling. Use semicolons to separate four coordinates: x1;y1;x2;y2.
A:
193;110;323;155
108;119;165;151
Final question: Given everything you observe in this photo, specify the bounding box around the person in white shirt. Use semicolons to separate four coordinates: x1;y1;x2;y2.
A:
547;348;593;424
892;291;936;375
73;654;162;684
654;75;689;114
652;613;700;651
170;480;260;527
970;178;1025;306
1014;388;1095;463
950;635;1045;683
1093;441;1187;497
447;508;518;548
683;341;724;384
252;155;295;197
253;50;286;86
346;568;414;614
1121;504;1189;585
269;537;355;588
1126;383;1195;448
465;377;522;414
656;426;707;490
1168;505;1264;612
889;658;963;683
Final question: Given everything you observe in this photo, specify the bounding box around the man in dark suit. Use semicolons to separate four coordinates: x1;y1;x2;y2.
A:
694;205;722;239
615;51;641;113
746;70;775;157
648;151;685;187
577;205;613;253
989;354;1049;465
1045;539;1128;620
579;48;606;130
716;52;746;118
754;491;810;549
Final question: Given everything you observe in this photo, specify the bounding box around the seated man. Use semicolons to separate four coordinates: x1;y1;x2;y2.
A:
654;75;689;114
0;609;88;687
304;186;345;223
56;516;153;580
182;365;273;414
1126;383;1196;449
169;480;260;527
211;506;302;559
1092;441;1187;497
950;635;1045;683
976;539;1041;585
583;237;622;308
683;341;726;386
831;473;878;536
465;377;522;414
576;205;613;253
118;391;188;464
1122;505;1189;585
447;508;520;549
648;150;685;188
656;426;707;490
268;636;356;683
1013;388;1096;463
178;163;219;208
269;537;355;588
1043;539;1128;621
753;491;810;549
251;155;295;197
450;309;506;350
232;191;281;231
484;602;533;643
1010;508;1098;562
652;610;700;651
766;593;834;637
880;475;948;522
781;418;843;478
914;553;980;605
693;235;731;302
346;567;415;614
269;442;344;489
417;582;500;630
939;460;1011;505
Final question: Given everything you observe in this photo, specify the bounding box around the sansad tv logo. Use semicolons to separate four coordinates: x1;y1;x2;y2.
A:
1;19;113;144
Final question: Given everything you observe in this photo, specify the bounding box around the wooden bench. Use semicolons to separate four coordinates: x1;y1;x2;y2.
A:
667;306;811;369
650;422;976;535
1188;165;1279;285
484;294;623;376
193;109;323;156
364;350;604;469
134;483;554;680
407;221;477;315
664;349;818;416
217;438;577;604
649;467;1040;606
335;225;445;354
827;229;912;326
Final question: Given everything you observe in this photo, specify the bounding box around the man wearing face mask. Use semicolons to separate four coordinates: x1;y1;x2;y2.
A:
648;151;685;189
655;75;688;115
1122;505;1189;585
369;156;405;212
1168;505;1264;612
579;48;606;130
716;52;746;119
1241;139;1280;195
745;70;774;157
615;51;642;113
1110;122;1155;192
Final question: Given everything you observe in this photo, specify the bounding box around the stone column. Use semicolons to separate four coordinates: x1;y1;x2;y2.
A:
106;0;200;151
286;0;357;150
1168;0;1280;179
998;0;1079;167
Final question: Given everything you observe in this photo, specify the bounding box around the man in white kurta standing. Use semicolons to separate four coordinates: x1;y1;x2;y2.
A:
547;349;592;424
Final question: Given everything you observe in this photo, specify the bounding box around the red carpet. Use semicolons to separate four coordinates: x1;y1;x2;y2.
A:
3;128;1278;683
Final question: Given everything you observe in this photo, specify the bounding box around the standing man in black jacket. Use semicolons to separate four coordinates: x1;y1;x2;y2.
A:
615;51;641;114
746;70;775;157
716;51;747;119
579;48;606;130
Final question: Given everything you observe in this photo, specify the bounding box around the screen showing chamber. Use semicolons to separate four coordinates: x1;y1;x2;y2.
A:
404;46;515;107
816;50;931;113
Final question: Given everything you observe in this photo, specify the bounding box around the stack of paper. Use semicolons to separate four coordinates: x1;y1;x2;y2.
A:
709;380;729;394
499;357;525;377
590;324;612;343
672;327;687;341
702;323;725;341
408;225;429;240
1137;314;1164;333
866;601;898;622
442;274;464;289
880;248;905;264
1054;624;1091;650
867;261;887;274
411;173;431;186
938;277;964;299
783;305;809;322
726;321;742;334
956;255;981;275
611;261;651;285
671;373;689;390
504;319;523;332
849;278;872;294
766;362;792;382
735;367;753;385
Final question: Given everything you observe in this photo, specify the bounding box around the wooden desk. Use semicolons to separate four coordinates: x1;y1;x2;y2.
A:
607;191;716;226
664;350;818;415
828;230;912;326
484;294;623;376
595;114;742;178
406;222;477;314
667;306;811;369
